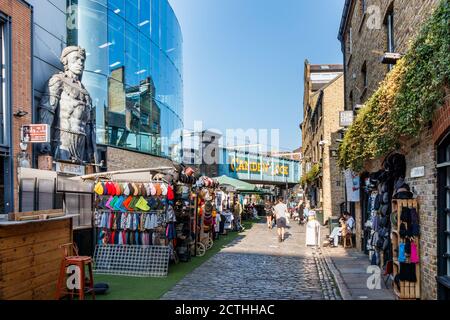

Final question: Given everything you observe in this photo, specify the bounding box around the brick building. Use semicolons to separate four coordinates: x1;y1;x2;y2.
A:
0;0;32;216
301;62;346;223
338;0;449;299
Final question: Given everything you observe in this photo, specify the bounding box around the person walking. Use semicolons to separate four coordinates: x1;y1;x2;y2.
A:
265;200;274;229
233;198;244;231
273;197;289;242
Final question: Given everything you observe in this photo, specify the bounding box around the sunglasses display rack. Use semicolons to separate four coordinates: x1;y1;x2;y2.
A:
391;199;421;299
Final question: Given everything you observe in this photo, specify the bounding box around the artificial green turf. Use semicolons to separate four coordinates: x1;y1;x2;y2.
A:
93;219;256;300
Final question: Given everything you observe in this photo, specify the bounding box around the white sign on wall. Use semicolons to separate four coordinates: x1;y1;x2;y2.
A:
410;166;425;178
340;111;354;127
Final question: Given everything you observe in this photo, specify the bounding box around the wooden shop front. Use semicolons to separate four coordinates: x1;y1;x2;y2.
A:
0;213;76;300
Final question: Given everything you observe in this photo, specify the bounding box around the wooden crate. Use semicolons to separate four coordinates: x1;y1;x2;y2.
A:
0;218;72;300
391;199;420;299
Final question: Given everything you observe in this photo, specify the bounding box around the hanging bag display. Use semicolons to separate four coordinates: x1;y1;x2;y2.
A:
410;240;419;263
398;242;406;262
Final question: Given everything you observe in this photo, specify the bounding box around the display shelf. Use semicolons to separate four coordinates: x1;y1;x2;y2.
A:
390;199;420;299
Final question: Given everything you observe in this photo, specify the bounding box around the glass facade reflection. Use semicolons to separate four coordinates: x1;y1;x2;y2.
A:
67;0;183;161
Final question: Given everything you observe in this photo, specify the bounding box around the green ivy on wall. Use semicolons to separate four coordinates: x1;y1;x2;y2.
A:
339;0;450;172
300;163;321;186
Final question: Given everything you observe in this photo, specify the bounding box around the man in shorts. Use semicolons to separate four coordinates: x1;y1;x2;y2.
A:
273;197;289;242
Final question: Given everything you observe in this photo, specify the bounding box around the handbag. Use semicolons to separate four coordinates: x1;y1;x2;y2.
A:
410;241;419;263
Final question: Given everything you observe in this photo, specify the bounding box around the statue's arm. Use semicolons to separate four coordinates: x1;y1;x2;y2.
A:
38;76;62;154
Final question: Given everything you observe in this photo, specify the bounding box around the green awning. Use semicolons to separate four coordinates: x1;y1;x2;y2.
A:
215;175;257;192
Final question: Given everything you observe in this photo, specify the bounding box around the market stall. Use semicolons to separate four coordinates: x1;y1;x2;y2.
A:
359;153;422;299
76;167;223;276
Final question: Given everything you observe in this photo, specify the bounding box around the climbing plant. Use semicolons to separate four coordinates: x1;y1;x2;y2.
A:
301;163;321;186
339;0;450;171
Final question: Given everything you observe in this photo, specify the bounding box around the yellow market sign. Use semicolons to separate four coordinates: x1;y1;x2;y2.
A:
229;157;289;176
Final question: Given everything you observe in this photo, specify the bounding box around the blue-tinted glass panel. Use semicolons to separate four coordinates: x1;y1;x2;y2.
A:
124;23;139;86
73;0;108;74
138;35;151;82
83;72;108;145
125;0;139;27
108;10;125;75
139;0;151;37
108;0;124;18
151;0;160;45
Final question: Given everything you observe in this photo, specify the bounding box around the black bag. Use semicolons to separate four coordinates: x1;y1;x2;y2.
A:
405;238;411;255
411;208;419;224
411;223;420;237
400;223;407;238
399;263;417;282
400;207;411;224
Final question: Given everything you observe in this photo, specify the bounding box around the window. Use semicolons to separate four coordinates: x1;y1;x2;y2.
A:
349;90;354;110
385;7;395;71
349;27;353;55
386;10;394;52
0;19;5;146
0;14;12;215
362;62;368;88
438;133;450;298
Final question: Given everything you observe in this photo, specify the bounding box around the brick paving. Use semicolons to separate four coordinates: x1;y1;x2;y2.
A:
162;219;341;300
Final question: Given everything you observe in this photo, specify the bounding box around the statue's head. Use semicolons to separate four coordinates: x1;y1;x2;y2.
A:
60;46;86;76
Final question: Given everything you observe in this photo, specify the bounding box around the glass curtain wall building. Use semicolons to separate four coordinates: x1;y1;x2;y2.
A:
67;0;183;161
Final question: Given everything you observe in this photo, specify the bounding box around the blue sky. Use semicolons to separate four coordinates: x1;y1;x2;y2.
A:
169;0;345;151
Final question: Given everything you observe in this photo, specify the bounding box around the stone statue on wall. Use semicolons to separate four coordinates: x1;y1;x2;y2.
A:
38;46;96;165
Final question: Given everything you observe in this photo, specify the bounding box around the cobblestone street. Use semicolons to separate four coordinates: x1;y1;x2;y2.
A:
162;219;341;300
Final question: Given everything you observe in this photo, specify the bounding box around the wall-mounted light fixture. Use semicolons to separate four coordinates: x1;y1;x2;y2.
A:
13;109;29;118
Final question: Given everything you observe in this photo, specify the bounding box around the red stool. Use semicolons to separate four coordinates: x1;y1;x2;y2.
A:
55;243;95;300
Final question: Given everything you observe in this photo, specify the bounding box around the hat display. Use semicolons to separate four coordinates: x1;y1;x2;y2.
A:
161;183;168;196
132;183;139;196
114;182;121;196
94;182;104;195
128;183;134;196
167;185;175;201
123;196;133;211
123;183;130;196
136;197;150;211
155;183;162;196
105;196;114;210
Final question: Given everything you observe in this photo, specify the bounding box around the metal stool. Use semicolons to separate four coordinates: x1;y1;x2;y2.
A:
55;243;95;300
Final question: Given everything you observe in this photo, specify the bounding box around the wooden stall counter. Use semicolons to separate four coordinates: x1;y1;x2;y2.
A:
0;214;78;300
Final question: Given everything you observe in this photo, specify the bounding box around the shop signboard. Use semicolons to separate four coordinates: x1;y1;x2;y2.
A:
56;162;86;176
410;166;425;178
339;111;354;127
21;124;50;143
222;149;300;184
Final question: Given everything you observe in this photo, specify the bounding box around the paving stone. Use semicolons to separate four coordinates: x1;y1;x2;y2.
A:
161;220;342;300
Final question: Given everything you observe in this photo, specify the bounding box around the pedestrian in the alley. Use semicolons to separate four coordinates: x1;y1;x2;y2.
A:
328;212;345;247
233;197;244;231
265;200;274;229
273;197;289;242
